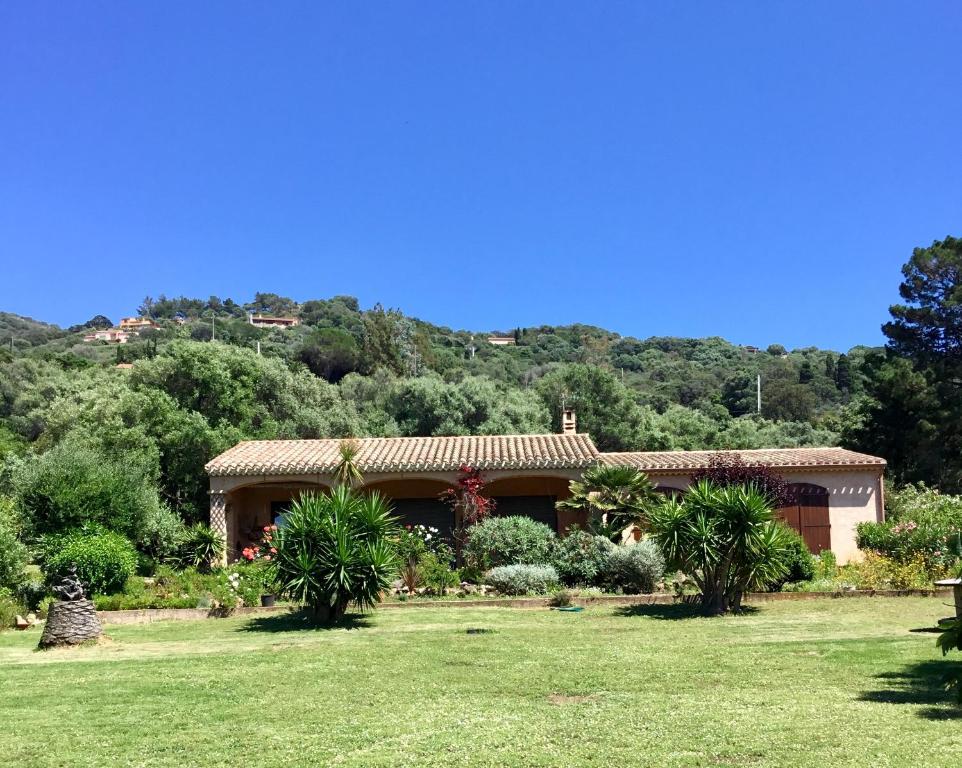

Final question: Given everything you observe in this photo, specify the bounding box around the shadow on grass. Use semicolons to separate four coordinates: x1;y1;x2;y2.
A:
238;608;372;633
859;660;962;720
613;602;761;620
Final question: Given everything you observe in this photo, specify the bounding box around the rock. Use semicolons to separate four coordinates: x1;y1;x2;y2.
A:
38;599;102;648
26;613;37;625
461;583;477;594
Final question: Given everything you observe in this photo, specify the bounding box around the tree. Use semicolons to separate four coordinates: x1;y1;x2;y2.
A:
535;364;650;451
690;453;795;508
846;237;962;490
557;464;659;540
648;480;792;615
297;327;360;382
440;465;496;561
834;354;853;391
270;487;399;621
884;236;962;369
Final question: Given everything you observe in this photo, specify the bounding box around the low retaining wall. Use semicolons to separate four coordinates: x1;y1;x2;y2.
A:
95;588;952;624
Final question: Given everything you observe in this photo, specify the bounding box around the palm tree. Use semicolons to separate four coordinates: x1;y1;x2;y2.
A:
332;438;364;489
270;487;399;621
648;479;791;615
557;465;660;540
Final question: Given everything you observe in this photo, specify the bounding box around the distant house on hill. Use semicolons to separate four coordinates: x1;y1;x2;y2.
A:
487;335;516;346
83;329;134;344
249;313;300;329
119;317;160;331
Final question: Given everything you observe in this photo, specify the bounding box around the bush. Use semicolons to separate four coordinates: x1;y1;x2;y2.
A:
92;566;226;611
0;586;24;630
136;503;186;562
14;437;167;544
553;529;615;586
603;540;665;594
272;488;399;621
857;483;962;575
0;504;28;590
485;564;559;595
178;523;225;572
838;551;934;590
42;526;138;596
463;516;557;571
764;526;815;591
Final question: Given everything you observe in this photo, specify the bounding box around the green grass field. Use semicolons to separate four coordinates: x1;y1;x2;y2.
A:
1;598;960;767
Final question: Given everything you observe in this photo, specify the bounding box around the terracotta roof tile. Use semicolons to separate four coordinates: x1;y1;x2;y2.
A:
206;433;600;477
599;447;886;473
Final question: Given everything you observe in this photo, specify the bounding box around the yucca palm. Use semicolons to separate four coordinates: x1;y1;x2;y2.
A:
270;487;398;621
648;479;790;614
557;465;659;540
332;439;365;489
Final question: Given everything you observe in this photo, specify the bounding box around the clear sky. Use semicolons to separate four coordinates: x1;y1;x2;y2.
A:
1;3;960;351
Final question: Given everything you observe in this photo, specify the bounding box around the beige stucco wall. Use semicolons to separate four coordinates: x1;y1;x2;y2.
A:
646;468;883;564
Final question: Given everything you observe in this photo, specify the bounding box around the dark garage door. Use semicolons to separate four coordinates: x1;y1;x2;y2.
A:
492;496;558;532
391;498;456;539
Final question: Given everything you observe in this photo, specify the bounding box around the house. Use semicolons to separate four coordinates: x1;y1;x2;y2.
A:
205;423;886;566
249;313;300;328
487;335;516;346
83;328;135;344
118;316;160;331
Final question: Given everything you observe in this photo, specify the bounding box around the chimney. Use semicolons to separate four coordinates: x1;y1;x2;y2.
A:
561;406;577;435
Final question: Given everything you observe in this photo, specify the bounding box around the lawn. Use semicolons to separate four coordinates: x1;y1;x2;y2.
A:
1;597;960;767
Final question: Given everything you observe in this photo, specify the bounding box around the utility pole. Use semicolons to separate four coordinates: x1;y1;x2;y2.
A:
256;341;261;356
211;316;215;341
757;374;762;414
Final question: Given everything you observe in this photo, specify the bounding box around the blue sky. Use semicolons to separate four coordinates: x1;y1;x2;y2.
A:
1;3;960;351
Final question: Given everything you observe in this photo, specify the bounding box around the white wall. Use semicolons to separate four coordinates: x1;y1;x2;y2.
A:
646;469;883;564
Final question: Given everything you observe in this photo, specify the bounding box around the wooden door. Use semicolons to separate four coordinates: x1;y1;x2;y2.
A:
777;483;831;554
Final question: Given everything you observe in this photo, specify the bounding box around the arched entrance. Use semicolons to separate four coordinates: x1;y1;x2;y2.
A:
362;478;457;539
777;483;831;553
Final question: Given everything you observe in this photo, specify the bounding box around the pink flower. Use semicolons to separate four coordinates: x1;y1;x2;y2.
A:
270;547;277;554
263;525;271;532
264;555;272;561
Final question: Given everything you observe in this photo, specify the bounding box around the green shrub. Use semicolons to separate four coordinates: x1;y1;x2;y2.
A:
764;526;815;591
271;488;399;621
857;483;962;576
0;586;24;631
553;529;614;586
485;564;559;595
178;523;225;572
463;516;557;570
0;506;28;591
91;567;225;610
42;526;138;596
604;540;665;594
838;551;934;590
14;437;167;544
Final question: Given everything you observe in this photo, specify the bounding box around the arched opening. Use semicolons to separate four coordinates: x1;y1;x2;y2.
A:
362;478;457;540
777;483;831;554
226;481;331;559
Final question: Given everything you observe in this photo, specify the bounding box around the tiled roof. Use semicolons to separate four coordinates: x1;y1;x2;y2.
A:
206;433;600;477
600;447;886;473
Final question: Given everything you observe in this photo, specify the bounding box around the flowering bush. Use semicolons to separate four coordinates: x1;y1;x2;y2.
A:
856;483;962;576
241;525;279;563
395;524;441;566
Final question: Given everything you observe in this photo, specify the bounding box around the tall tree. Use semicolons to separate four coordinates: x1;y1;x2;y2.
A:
845;237;962;490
